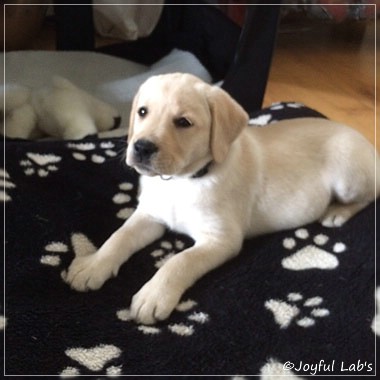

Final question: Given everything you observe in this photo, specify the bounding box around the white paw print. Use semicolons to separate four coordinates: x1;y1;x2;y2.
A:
117;236;208;337
117;298;209;337
259;358;300;378
39;236;122;376
68;141;118;164
150;238;186;269
248;113;272;126
60;344;122;376
265;292;330;329
40;233;97;283
20;152;62;177
286;102;304;108
282;228;346;271
40;241;69;267
269;102;284;110
112;182;136;219
0;168;16;202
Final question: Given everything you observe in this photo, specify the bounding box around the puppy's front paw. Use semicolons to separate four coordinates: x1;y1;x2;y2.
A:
130;277;182;325
64;255;117;292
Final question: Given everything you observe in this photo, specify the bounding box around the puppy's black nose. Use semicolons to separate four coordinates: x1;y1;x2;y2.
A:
112;116;122;130
134;139;158;161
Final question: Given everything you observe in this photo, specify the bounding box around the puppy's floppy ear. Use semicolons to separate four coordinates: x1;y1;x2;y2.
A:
207;86;249;163
128;90;139;143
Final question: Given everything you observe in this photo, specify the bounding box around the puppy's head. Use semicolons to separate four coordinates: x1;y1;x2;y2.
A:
126;73;248;177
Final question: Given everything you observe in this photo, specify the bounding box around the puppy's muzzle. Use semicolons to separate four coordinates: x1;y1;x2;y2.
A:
133;139;158;163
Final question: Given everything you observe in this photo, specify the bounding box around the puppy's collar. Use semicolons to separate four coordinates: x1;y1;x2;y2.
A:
159;161;213;181
191;161;213;179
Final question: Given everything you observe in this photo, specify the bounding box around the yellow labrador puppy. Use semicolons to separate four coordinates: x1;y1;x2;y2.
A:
65;73;379;324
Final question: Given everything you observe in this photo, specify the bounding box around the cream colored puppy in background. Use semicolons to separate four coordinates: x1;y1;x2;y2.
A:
65;73;379;325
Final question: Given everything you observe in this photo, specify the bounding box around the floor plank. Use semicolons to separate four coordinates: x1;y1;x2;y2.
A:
264;20;376;149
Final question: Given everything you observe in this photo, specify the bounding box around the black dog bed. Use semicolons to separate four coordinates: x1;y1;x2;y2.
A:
2;103;377;377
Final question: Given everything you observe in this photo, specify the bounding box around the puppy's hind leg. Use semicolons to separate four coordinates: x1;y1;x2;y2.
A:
320;201;370;228
321;143;379;228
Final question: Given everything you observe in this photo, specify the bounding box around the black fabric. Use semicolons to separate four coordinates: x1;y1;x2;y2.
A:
97;2;241;81
2;104;377;377
55;3;280;111
54;3;95;51
222;5;281;112
249;101;327;122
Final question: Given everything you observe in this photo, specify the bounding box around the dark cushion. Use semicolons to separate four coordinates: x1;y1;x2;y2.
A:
2;104;376;376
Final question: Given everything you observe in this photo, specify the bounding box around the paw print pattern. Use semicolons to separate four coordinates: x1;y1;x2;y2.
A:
248;114;272;126
39;234;97;283
265;292;330;329
281;228;346;271
112;182;135;219
259;358;301;378
269;102;303;111
249;102;306;127
40;235;124;376
68;141;118;164
150;239;186;269
0;168;16;201
60;344;122;376
40;241;69;267
117;237;209;337
19;152;61;177
117;298;209;337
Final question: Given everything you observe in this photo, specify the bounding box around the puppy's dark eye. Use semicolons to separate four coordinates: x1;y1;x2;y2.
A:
174;117;193;128
138;107;148;117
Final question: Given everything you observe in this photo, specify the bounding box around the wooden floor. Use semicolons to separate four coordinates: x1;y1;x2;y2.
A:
29;16;377;149
264;20;377;149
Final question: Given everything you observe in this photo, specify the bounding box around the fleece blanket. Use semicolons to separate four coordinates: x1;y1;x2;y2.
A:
2;103;378;377
1;49;212;127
